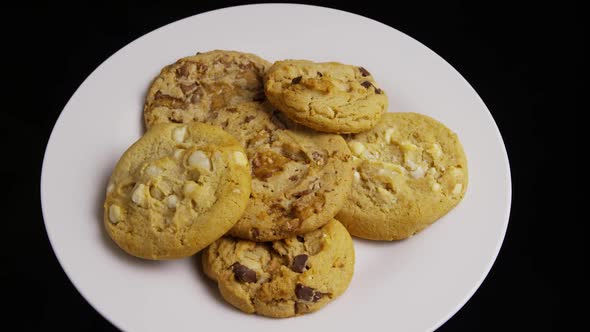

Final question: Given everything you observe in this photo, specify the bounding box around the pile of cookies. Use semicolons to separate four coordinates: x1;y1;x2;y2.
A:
103;50;468;318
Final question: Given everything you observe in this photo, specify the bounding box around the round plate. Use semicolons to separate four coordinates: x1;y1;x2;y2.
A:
41;4;511;332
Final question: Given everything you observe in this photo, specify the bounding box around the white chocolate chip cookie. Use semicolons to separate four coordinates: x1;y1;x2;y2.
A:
103;123;251;259
336;112;468;240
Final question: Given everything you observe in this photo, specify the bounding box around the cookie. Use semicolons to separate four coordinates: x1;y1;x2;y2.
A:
104;122;251;259
144;50;271;129
264;60;388;134
204;102;354;241
202;219;355;318
336;112;468;240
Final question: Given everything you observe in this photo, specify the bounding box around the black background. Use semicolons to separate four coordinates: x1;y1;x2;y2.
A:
3;1;573;331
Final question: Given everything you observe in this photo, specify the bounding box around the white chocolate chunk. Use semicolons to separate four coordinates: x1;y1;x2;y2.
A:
188;150;211;170
410;166;425;179
452;183;463;196
232;188;241;194
353;171;361;182
377;187;397;202
432;182;441;191
145;165;161;177
451;167;463;178
106;182;114;194
324;106;335;118
401;142;423;169
400;141;419;152
405;159;418;170
131;184;148;206
173;149;185;159
348;141;366;156
183;181;198;195
233;151;248;166
384;128;395;143
426;167;438;178
164;195;178;209
155;181;171;196
382;162;406;174
108;205;123;223
427;143;443;159
172;126;187;143
363;150;379;160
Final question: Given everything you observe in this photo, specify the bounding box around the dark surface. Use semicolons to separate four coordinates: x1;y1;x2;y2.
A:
3;1;571;331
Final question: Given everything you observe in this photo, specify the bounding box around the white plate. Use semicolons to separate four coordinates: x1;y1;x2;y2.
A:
41;4;511;332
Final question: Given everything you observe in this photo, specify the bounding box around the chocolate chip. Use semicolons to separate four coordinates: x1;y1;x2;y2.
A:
295;284;323;302
317;71;323;77
361;81;374;89
375;88;383;94
231;263;257;283
244;115;256;122
291;76;302;84
296;235;305;242
289;175;299;181
359;67;371;77
291;254;308;273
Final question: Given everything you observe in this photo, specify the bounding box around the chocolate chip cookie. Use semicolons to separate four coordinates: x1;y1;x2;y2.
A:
202;219;355;318
264;60;388;133
336;112;468;240
203;102;354;241
104;123;251;259
144;50;270;129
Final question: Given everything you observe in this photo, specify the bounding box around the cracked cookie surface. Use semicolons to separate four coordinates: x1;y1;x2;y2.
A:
104;123;251;259
202;219;354;318
264;60;388;133
204;102;354;241
144;50;270;129
336;112;468;240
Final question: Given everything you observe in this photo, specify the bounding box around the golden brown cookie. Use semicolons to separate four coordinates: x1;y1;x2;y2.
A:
202;219;355;318
264;60;388;133
336;112;468;240
204;102;354;241
144;50;270;128
104;123;251;259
